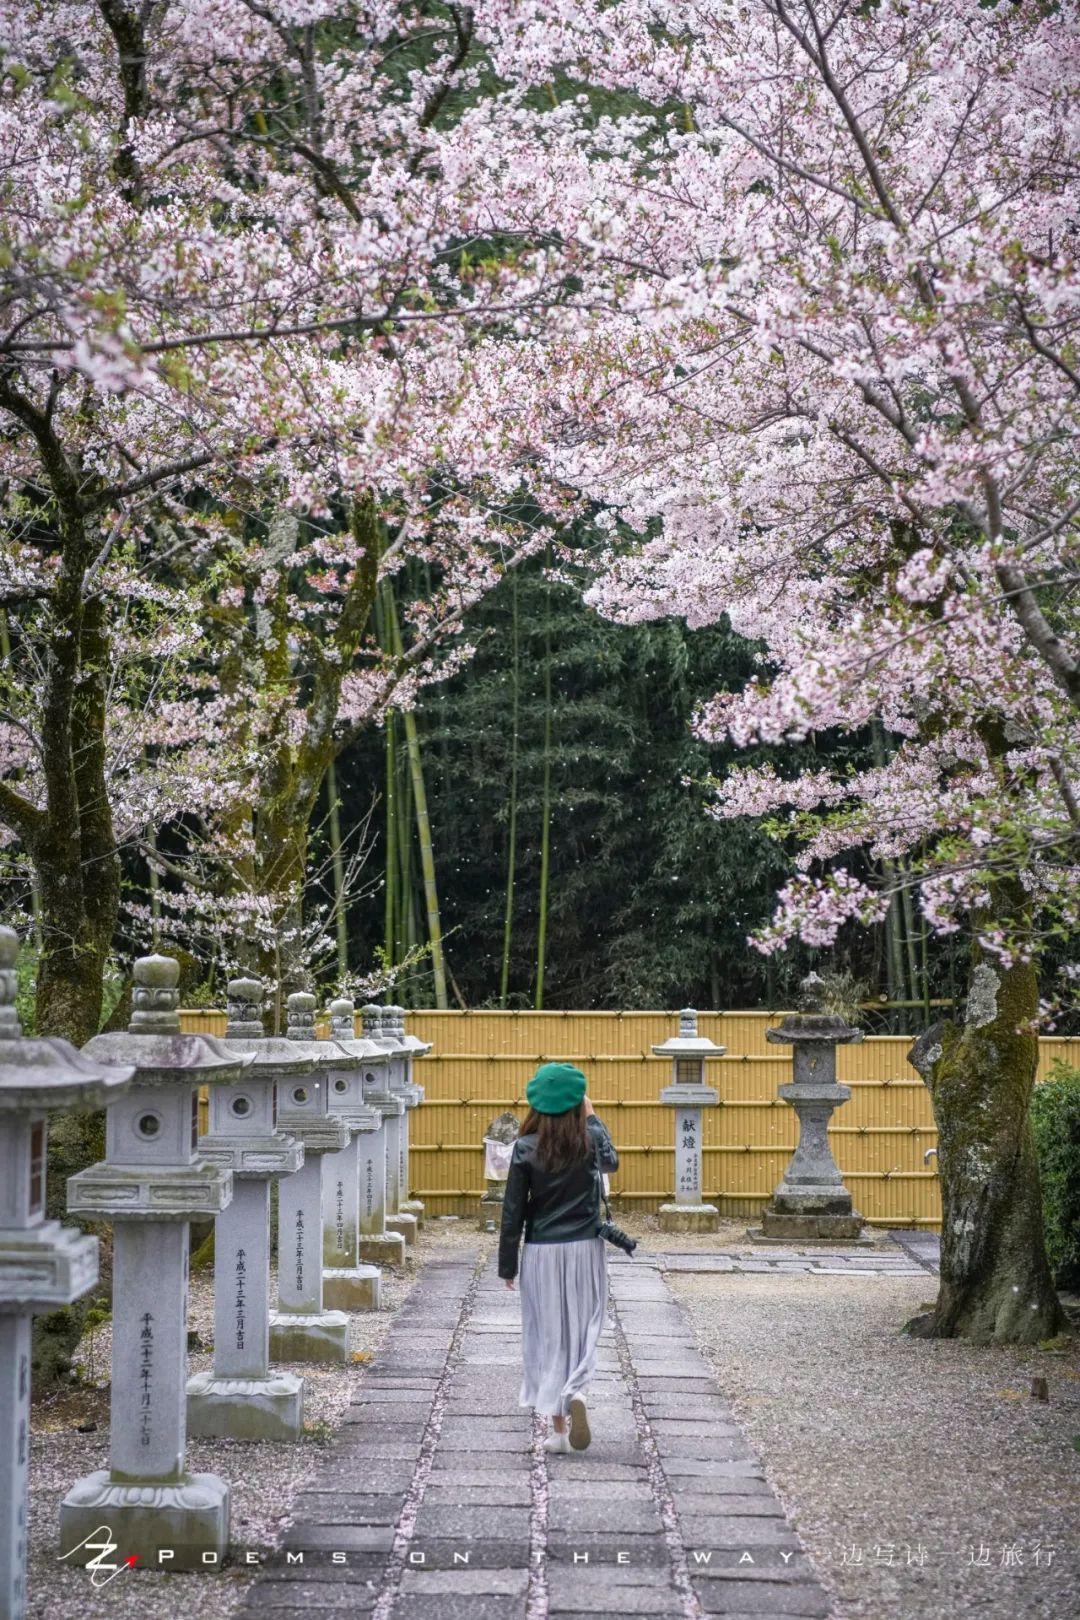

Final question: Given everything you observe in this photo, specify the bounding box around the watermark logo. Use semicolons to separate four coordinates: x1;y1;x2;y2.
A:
58;1526;137;1588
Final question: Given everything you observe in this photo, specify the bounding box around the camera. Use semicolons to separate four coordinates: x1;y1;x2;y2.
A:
598;1219;637;1255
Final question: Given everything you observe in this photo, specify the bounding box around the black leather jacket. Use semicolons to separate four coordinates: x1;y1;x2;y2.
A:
498;1114;619;1280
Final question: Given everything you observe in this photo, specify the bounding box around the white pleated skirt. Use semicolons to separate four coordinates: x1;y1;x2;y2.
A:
517;1235;609;1417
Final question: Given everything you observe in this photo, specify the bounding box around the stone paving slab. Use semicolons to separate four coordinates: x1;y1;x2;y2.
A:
240;1246;837;1619
658;1248;925;1276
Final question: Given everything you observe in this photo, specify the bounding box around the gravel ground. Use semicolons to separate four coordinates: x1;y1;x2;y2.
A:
671;1270;1080;1620
24;1220;478;1620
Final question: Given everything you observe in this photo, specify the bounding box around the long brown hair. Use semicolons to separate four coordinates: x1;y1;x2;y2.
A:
521;1102;589;1173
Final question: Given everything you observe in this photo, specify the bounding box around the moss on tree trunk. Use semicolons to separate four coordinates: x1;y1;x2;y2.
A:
908;918;1065;1343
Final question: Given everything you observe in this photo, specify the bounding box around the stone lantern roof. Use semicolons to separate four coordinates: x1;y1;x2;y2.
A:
651;1006;727;1063
0;929;135;1111
387;1004;432;1057
221;974;315;1076
765;974;864;1048
83;953;254;1085
326;996;386;1064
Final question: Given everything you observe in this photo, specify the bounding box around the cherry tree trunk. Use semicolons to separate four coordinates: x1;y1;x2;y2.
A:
908;935;1064;1344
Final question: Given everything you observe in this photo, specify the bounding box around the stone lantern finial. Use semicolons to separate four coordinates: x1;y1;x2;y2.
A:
679;1007;697;1038
225;975;265;1038
0;924;20;1037
329;997;355;1040
128;952;181;1034
286;991;317;1041
797;972;827;1015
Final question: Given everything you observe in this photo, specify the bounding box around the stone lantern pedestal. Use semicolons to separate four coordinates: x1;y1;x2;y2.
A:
186;976;307;1441
388;1006;428;1230
362;1007;415;1249
60;953;248;1571
656;1009;725;1233
268;994;352;1363
749;974;869;1244
320;999;383;1311
0;927;134;1620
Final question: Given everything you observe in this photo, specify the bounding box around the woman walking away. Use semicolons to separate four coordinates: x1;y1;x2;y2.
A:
498;1062;619;1454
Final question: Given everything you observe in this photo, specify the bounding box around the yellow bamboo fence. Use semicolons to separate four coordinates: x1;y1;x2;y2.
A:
180;1008;1079;1230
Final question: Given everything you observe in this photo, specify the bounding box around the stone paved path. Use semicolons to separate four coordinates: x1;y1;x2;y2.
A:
885;1230;941;1273
238;1250;836;1619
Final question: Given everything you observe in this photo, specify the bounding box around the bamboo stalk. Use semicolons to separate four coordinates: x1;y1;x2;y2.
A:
499;571;520;1007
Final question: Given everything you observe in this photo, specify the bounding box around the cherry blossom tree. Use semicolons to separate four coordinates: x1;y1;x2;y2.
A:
476;0;1079;1340
0;0;579;1040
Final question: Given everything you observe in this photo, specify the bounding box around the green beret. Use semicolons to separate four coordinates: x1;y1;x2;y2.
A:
526;1061;587;1115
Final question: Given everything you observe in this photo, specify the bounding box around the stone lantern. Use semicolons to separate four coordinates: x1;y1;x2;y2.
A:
349;1016;403;1269
186;976;307;1440
0;926;134;1620
319;998;383;1311
361;1006;414;1248
387;1005;428;1230
750;973;868;1244
655;1008;725;1233
267;992;352;1363
60;953;248;1570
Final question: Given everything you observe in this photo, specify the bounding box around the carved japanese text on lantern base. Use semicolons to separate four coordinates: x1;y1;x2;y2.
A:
0;926;135;1620
361;1006;414;1249
60;952;248;1571
267;994;353;1363
319;998;384;1312
656;1009;725;1234
186;975;308;1441
748;974;869;1245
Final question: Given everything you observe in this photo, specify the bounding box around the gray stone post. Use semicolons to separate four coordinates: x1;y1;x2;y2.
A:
319;998;383;1310
0;926;134;1619
60;953;246;1570
351;1026;402;1267
655;1008;725;1233
361;1006;413;1248
186;976;307;1440
268;993;352;1363
750;973;868;1244
388;1005;428;1229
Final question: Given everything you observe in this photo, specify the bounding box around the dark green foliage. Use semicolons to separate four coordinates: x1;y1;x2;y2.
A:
1030;1064;1080;1290
339;550;851;1008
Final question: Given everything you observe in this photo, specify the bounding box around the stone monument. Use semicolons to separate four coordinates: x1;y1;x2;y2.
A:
656;1008;725;1233
60;953;248;1569
319;998;383;1311
186;975;307;1440
749;973;868;1244
0;926;134;1620
479;1112;521;1231
268;993;352;1362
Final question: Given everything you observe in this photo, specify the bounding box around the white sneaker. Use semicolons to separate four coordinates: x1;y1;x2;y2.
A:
543;1429;571;1454
568;1396;591;1451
